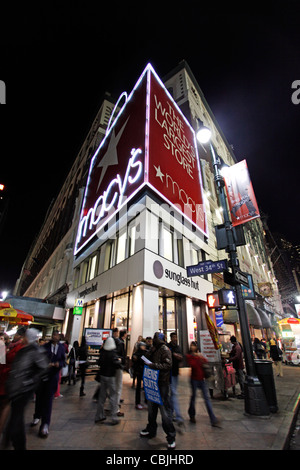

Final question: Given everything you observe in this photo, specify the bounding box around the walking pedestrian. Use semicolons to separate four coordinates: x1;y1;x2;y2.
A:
0;328;26;438
132;341;146;409
113;328;126;416
5;329;48;450
167;332;184;428
228;335;245;398
78;335;88;397
94;337;123;425
31;330;66;438
186;341;220;427
269;338;283;377
260;337;267;359
253;337;266;359
140;332;176;450
67;340;79;385
131;335;143;388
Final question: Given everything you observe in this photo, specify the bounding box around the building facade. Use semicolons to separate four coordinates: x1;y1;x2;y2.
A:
13;62;284;354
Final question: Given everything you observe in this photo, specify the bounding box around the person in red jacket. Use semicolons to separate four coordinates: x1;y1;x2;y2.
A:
186;341;220;426
0;327;26;436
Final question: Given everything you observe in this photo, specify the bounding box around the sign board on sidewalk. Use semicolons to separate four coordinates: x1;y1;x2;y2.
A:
143;365;163;405
200;330;220;362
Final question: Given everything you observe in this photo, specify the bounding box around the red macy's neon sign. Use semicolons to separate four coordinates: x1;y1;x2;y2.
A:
75;64;207;255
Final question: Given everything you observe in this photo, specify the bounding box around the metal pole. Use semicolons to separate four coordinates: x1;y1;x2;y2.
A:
209;143;269;416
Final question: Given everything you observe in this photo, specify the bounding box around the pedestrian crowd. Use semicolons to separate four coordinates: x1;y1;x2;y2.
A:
0;326;285;450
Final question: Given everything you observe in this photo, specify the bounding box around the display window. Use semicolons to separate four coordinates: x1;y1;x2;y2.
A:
159;296;177;343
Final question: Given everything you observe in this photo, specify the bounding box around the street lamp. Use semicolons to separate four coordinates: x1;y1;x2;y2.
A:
197;125;270;416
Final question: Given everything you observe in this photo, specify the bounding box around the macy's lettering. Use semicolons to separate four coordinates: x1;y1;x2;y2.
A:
77;148;143;242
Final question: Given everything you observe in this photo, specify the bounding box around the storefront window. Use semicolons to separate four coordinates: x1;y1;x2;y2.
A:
112;294;129;330
85;305;95;328
159;296;177;343
102;292;132;354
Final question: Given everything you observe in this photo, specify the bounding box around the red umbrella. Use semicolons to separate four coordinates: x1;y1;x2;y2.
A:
0;302;12;309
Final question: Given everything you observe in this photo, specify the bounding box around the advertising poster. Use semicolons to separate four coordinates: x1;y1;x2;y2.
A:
84;328;112;347
222;160;260;227
147;70;207;236
143;365;163;405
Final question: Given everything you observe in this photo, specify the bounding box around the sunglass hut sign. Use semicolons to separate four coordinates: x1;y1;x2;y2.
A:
75;64;207;255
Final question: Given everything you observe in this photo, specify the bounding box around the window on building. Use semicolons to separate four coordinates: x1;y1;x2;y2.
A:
129;224;136;256
116;231;127;264
103;240;115;271
190;244;199;265
177;238;184;267
74;267;80;289
88;252;98;281
160;225;174;262
80;260;89;285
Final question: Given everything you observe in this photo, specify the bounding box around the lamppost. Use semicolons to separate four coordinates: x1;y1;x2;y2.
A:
197;126;269;416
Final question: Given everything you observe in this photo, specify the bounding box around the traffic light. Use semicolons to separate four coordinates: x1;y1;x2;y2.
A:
207;292;221;309
218;289;236;306
207;289;236;308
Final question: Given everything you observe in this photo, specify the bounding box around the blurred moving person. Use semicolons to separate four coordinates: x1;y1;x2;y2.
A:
5;329;48;450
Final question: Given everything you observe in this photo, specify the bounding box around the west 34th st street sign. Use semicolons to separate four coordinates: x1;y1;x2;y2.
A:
186;259;228;277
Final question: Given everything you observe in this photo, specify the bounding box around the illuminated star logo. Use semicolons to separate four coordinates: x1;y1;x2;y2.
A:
154;165;164;183
96;117;130;192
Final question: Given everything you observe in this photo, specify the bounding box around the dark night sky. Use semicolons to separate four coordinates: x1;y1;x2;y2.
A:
0;1;300;294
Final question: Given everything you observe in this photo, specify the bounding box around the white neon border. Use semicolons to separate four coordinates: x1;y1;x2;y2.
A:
75;63;208;255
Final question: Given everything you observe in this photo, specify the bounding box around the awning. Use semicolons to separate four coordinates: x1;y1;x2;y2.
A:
223;309;239;323
245;302;262;328
6;296;65;321
256;307;272;328
223;304;263;328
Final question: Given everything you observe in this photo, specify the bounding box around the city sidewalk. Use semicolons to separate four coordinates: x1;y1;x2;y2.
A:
14;363;300;451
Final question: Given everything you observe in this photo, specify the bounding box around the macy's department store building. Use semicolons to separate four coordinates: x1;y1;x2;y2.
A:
65;64;223;356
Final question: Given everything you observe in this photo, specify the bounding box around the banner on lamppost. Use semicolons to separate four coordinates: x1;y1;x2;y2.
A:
222;160;260;227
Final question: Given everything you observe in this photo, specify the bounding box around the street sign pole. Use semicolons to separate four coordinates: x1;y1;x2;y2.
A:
205;142;269;417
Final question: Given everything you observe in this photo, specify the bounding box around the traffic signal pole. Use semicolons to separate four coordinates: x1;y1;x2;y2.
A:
209;143;269;416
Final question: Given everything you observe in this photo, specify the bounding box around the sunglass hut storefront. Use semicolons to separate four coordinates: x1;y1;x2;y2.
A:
66;64;213;356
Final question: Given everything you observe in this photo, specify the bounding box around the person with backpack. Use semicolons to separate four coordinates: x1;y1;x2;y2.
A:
94;337;123;425
253;337;266;359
